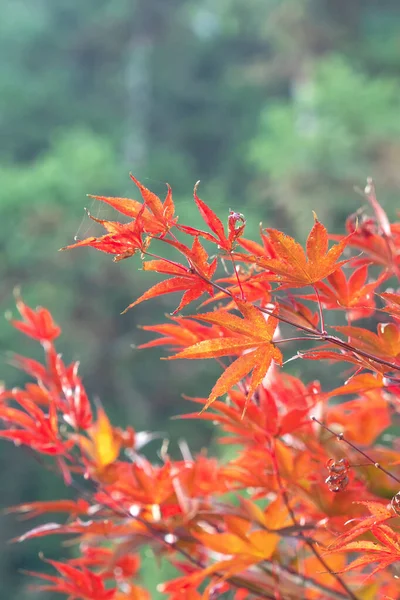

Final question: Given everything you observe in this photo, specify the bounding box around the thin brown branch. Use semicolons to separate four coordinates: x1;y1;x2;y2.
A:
311;416;400;486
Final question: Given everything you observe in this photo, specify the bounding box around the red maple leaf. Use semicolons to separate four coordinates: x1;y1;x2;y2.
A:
177;183;245;253
87;174;177;236
61;205;149;261
10;293;61;343
24;558;116;600
300;265;388;320
123;237;217;314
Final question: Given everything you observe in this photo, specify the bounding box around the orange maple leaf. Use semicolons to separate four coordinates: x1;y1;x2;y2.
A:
327;373;385;398
166;301;282;413
251;216;352;289
186;498;288;586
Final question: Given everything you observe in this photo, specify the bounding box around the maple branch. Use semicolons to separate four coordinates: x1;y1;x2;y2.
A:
311;416;400;486
274;336;319;345
185;259;400;379
260;303;400;373
269;441;359;600
30;450;280;600
10;181;400;600
27;444;346;600
322;334;400;372
98;506;280;599
192;268;234;298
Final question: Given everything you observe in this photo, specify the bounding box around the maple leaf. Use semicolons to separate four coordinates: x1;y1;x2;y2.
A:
360;447;400;497
181;372;318;446
123;237;217;314
157;570;204;600
278;297;320;330
298;553;348;595
166;301;282;413
325;391;391;445
0;395;72;456
238;229;276;258
325;501;394;550
300;265;388;320
77;404;121;473
327;373;385;398
8;349;93;431
11;383;51;407
61;212;150;261
56;359;93;430
186;498;289;587
24;558;116;600
10;293;61;343
86;175;177;236
176;453;229;498
177;183;245;253
250;216;352;288
138;316;224;351
69;546;142;581
380;291;400;321
14;516;144;545
331;206;400;271
325;523;400;582
8;354;49;384
4;499;90;520
334;322;400;365
299;321;400;375
298;347;389;375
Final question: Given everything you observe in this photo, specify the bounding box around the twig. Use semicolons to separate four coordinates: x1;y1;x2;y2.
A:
311;416;400;486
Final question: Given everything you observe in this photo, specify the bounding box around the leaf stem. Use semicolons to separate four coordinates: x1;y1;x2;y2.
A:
313;285;326;334
229;251;245;300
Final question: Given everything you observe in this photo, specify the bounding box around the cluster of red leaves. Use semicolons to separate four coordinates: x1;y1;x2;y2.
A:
2;177;400;599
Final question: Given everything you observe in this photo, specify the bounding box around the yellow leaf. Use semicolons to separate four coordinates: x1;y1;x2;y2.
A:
80;406;121;469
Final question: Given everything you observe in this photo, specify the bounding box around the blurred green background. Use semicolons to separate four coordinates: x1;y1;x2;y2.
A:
1;1;400;597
